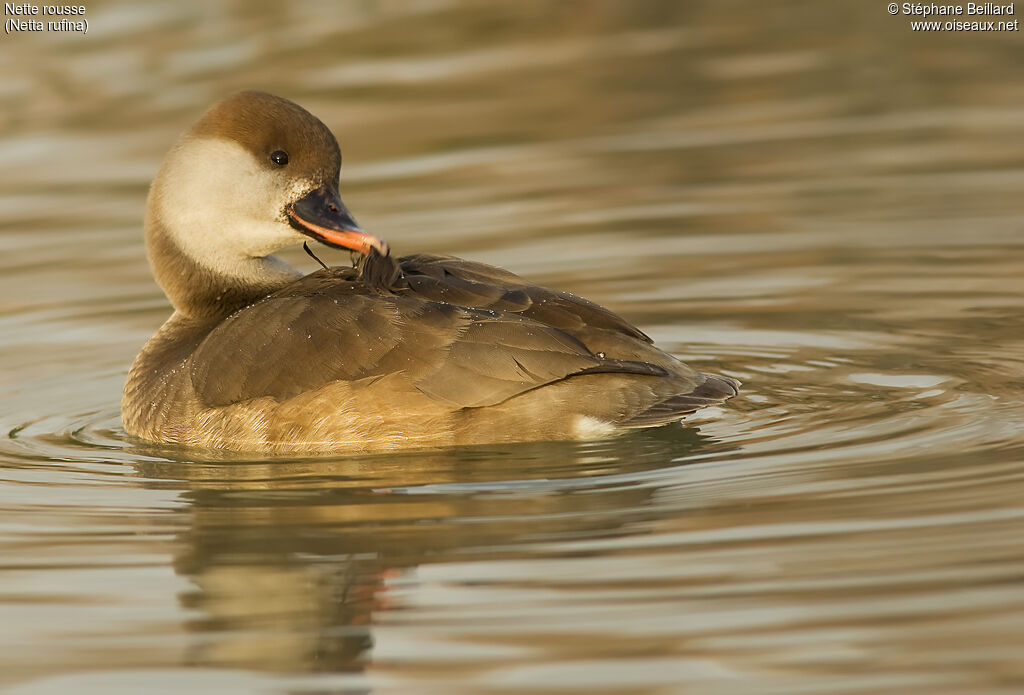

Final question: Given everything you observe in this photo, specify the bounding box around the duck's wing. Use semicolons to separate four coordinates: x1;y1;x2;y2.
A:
398;254;653;343
189;270;667;410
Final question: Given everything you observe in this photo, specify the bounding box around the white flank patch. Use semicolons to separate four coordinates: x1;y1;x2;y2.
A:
573;415;619;440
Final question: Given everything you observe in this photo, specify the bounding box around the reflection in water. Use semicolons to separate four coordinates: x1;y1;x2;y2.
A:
176;488;377;674
147;433;709;675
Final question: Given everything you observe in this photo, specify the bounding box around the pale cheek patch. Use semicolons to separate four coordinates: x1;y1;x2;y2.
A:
155;137;314;261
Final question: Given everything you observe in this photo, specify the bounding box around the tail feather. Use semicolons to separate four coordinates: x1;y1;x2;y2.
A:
623;373;740;428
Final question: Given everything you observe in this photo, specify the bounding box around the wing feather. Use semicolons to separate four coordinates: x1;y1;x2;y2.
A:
189;265;669;411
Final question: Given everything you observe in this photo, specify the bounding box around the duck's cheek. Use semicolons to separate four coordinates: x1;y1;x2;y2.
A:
233;219;308;257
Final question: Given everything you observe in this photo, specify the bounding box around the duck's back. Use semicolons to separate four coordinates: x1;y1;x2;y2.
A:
123;254;738;453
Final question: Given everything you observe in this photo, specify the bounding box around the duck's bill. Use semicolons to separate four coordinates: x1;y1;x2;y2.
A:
287;185;388;256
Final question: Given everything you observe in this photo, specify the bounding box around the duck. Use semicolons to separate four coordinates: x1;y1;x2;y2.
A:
122;91;739;453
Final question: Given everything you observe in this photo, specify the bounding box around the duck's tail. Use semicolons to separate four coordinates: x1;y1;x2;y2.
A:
622;373;740;428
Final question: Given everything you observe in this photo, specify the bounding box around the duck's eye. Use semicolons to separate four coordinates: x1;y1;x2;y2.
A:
270;150;289;166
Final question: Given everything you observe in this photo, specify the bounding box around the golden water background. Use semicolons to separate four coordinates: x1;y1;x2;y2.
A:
1;2;1023;693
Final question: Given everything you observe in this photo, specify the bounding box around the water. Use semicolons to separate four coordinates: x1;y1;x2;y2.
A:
2;1;1023;693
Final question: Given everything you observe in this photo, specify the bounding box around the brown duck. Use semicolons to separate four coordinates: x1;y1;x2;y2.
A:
122;91;739;453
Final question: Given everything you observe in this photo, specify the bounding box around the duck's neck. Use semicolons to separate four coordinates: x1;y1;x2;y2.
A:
146;217;301;319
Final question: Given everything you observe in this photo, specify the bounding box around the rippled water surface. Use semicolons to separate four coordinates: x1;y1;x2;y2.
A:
2;2;1024;693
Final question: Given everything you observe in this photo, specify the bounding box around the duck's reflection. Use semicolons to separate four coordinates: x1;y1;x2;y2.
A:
133;427;720;674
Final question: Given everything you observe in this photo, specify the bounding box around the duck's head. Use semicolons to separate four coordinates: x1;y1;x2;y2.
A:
146;91;387;316
151;90;386;258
